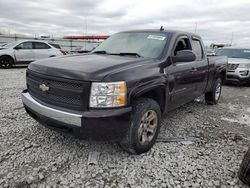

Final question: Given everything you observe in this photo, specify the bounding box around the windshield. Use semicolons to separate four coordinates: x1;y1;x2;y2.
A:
3;41;20;49
93;32;168;58
215;48;250;59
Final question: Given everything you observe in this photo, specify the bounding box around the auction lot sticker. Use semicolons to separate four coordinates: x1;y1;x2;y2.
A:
147;35;166;40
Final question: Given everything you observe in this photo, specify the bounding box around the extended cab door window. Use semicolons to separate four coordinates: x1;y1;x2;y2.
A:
191;39;204;60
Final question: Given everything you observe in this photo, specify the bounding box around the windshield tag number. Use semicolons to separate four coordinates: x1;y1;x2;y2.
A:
147;35;166;41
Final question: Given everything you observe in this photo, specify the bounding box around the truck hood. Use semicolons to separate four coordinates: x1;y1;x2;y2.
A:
29;54;153;81
228;58;250;64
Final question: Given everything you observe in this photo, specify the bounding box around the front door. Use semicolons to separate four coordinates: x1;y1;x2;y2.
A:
14;41;34;63
167;36;197;107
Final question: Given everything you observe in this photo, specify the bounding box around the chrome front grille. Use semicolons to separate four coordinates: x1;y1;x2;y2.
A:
26;70;90;111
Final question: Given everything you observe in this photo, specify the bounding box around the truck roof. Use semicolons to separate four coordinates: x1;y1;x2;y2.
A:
119;29;201;38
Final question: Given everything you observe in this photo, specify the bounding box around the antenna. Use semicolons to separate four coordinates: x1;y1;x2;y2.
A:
160;26;164;31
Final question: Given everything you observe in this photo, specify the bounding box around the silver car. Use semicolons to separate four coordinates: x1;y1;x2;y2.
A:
216;47;250;85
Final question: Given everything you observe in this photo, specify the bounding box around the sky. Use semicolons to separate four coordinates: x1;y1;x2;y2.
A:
0;0;250;46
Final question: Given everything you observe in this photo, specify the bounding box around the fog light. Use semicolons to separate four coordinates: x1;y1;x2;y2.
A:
240;70;249;76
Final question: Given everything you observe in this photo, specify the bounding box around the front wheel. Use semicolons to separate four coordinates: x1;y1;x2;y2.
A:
0;56;14;69
205;78;222;105
119;98;161;154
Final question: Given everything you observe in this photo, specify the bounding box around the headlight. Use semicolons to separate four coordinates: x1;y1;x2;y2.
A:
238;64;250;68
89;81;127;108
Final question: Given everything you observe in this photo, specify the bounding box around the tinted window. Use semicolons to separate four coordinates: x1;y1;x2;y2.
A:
16;42;32;49
192;39;203;60
49;43;61;49
34;42;51;49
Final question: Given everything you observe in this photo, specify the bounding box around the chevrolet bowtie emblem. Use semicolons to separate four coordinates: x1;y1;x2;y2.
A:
39;83;49;92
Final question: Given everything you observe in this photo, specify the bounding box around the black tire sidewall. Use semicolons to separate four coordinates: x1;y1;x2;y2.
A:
0;57;13;69
205;78;222;105
128;98;161;154
213;78;222;104
238;147;250;185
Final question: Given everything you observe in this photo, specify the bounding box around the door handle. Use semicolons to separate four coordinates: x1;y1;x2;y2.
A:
190;67;197;72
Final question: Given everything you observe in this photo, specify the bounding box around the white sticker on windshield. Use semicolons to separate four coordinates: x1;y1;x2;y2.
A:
244;50;250;53
147;35;166;40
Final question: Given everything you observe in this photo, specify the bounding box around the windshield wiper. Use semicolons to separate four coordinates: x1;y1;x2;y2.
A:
111;52;143;58
93;50;109;54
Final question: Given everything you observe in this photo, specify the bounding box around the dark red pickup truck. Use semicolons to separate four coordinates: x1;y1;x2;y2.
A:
21;29;227;154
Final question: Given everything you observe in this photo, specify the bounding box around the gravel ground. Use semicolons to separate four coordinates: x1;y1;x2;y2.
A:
0;67;250;188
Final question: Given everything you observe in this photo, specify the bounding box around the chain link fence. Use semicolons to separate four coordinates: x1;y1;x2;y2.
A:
0;34;101;52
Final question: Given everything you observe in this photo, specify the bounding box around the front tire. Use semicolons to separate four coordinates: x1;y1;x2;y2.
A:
119;98;161;154
0;56;14;69
205;78;222;105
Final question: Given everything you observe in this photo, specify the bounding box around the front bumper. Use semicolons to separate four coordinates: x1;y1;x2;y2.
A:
225;68;250;84
21;90;132;140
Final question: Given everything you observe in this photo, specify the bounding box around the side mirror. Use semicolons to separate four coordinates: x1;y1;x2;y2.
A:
171;50;196;63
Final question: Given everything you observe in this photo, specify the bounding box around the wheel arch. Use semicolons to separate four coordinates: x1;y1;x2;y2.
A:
0;54;15;64
129;85;166;114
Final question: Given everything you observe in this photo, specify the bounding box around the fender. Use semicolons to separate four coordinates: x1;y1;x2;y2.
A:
128;75;169;114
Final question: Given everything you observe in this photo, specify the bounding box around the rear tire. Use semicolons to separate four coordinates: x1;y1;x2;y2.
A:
119;98;161;154
238;147;250;186
205;78;222;105
0;56;14;69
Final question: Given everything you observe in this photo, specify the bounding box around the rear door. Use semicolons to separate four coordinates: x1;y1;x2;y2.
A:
14;42;34;62
33;42;53;60
167;35;198;107
191;37;208;97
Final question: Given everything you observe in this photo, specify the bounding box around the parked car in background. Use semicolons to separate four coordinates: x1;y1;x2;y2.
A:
21;29;227;154
0;40;65;68
1;43;7;47
206;49;215;56
216;47;250;85
75;42;100;53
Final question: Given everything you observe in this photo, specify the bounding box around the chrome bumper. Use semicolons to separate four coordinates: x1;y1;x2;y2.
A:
21;92;82;127
226;68;250;79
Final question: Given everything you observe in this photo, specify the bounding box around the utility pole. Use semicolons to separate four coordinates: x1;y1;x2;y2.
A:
194;22;198;33
230;32;234;46
84;16;87;49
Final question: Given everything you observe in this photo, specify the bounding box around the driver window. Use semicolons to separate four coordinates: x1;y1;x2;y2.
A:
174;37;191;55
16;42;32;50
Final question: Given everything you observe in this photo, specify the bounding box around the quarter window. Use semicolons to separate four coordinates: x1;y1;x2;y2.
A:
192;39;203;60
